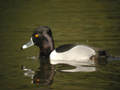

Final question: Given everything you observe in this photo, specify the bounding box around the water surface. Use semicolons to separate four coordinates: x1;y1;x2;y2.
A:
0;0;120;90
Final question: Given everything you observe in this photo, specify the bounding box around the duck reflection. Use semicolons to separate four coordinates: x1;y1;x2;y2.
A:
33;58;55;85
21;58;55;85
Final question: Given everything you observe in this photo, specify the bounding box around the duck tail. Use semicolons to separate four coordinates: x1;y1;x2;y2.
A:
97;50;120;64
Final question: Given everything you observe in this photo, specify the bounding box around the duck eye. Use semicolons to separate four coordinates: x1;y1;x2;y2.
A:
34;34;39;38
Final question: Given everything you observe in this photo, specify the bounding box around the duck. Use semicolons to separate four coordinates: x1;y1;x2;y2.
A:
21;26;109;72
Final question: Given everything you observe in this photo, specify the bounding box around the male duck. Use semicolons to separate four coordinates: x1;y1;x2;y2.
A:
22;26;108;72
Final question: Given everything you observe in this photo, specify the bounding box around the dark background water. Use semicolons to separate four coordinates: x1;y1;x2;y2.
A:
0;0;120;90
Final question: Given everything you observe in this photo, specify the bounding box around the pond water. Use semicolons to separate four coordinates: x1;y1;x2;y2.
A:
0;0;120;90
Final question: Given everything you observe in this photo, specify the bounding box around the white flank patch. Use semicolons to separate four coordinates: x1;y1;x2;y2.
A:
50;45;96;72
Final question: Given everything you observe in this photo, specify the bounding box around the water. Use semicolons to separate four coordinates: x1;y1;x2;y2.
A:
0;0;120;90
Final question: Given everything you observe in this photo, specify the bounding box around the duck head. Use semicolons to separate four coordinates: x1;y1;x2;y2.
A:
21;26;55;57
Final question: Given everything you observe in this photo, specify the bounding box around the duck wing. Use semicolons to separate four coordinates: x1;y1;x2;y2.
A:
55;44;76;53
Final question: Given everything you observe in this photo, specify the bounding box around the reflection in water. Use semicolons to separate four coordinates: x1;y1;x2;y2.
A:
22;58;55;85
33;58;55;85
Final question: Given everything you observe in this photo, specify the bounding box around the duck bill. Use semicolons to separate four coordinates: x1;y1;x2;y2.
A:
21;37;34;50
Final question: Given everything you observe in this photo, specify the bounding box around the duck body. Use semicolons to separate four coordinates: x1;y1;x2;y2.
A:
21;26;108;72
50;44;96;69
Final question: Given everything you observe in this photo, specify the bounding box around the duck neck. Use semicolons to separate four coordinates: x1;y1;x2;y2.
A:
39;47;54;59
39;35;55;59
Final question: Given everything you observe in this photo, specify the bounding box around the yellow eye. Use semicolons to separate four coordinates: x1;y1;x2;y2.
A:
35;34;39;38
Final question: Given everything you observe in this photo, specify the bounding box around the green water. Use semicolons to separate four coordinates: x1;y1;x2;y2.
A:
0;0;120;90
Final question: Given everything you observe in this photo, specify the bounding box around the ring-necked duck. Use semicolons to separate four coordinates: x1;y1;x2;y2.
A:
21;26;116;72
